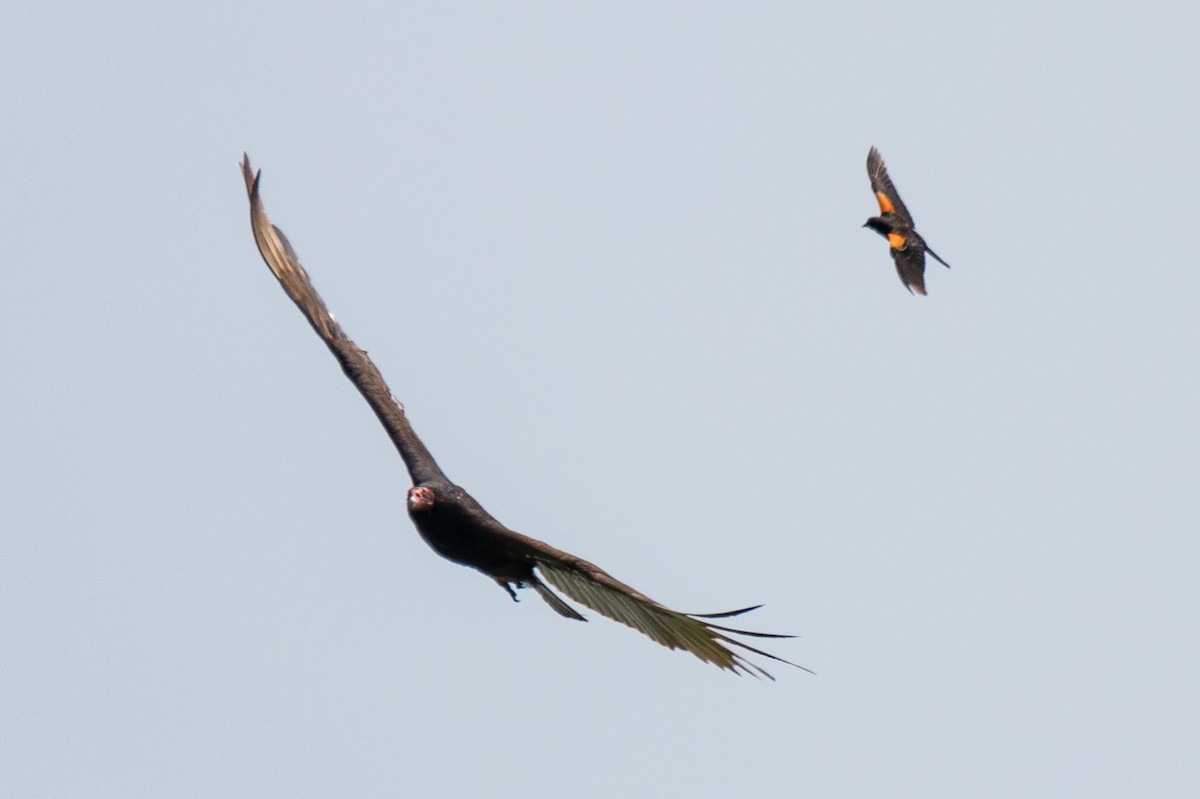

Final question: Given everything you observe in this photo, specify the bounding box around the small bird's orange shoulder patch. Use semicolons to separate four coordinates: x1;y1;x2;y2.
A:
887;232;906;249
876;192;894;214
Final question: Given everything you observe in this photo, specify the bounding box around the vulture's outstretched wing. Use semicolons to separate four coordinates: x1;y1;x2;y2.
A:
536;560;810;679
503;528;812;678
241;155;445;486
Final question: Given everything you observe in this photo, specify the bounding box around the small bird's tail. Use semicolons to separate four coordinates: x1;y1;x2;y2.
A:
926;246;951;269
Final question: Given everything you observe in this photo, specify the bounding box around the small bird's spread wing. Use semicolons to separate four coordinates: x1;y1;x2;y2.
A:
890;246;928;296
531;551;811;679
867;146;914;225
240;154;447;486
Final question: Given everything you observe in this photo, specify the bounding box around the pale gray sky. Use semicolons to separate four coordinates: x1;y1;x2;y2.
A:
3;2;1198;796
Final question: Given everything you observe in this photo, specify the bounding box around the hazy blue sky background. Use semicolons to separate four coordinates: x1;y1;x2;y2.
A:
4;2;1198;796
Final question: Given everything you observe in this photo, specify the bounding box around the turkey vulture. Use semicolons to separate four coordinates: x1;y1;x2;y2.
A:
240;154;809;678
864;146;951;295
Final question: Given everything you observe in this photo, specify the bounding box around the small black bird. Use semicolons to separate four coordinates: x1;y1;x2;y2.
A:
864;146;951;295
240;155;809;678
